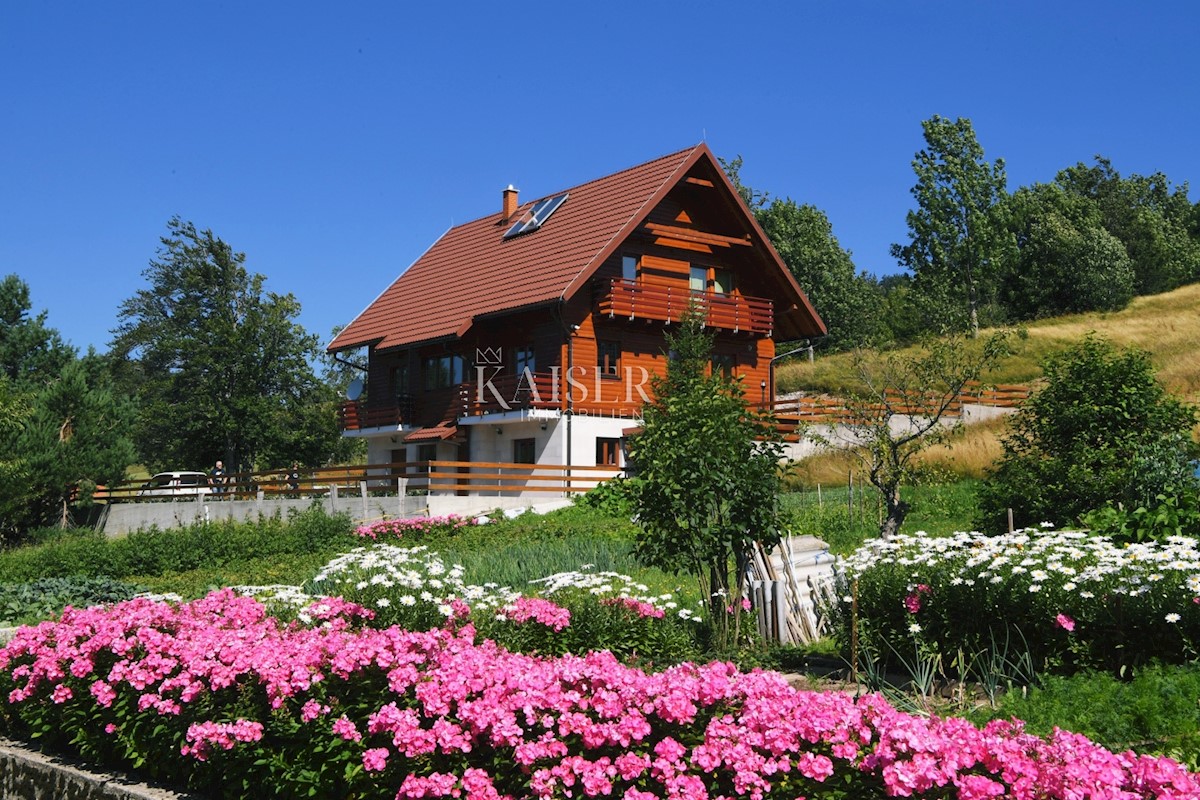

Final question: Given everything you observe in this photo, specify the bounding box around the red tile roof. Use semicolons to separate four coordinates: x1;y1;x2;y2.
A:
329;144;823;352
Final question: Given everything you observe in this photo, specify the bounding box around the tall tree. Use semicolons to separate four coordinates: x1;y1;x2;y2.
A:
756;198;888;350
892;116;1012;337
0;274;75;386
721;155;887;349
1054;157;1200;294
999;184;1135;318
111;218;340;473
9;353;136;530
627;310;787;646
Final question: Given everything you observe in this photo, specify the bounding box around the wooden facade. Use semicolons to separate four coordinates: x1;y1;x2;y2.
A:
329;144;825;481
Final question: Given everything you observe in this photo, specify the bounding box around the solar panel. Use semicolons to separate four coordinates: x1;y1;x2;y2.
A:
503;192;569;239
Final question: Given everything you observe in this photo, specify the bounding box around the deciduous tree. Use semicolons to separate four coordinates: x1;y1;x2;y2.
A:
627;310;788;643
825;331;1014;538
892;116;1012;337
111;218;341;473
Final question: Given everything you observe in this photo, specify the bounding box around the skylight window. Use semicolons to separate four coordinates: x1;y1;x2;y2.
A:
503;192;568;239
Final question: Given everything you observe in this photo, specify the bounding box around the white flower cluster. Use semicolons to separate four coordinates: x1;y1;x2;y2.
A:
529;568;699;622
839;527;1200;600
310;544;521;610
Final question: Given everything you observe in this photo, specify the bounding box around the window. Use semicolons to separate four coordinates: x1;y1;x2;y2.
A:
621;255;639;282
689;265;734;294
712;268;733;295
514;345;535;375
512;438;536;464
422;354;464;390
417;443;437;463
392;362;409;394
504;193;569;239
711;353;736;378
597;340;621;378
596;437;620;467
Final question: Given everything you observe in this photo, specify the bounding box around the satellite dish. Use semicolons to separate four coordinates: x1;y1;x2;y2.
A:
345;378;364;401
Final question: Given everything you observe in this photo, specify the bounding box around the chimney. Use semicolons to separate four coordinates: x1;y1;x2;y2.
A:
502;185;519;222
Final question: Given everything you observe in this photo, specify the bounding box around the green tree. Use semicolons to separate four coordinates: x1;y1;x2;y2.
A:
721;155;888;349
1000;184;1135;318
8;354;136;530
827;331;1014;537
977;335;1198;531
1055;157;1200;295
756;198;888;350
0;274;74;386
892;116;1012;337
627;310;788;643
111;218;341;473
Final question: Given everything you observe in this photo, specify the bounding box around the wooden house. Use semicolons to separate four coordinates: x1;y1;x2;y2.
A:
327;144;825;493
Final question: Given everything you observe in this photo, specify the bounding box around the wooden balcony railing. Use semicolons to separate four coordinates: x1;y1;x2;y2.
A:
459;371;560;416
597;278;773;335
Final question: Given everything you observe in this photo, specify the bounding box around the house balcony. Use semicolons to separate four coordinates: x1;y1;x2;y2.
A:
337;394;415;432
596;278;774;336
460;371;560;416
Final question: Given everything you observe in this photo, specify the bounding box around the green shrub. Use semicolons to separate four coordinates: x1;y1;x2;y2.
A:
574;476;642;517
0;576;145;627
1083;483;1200;544
973;664;1200;762
0;506;357;584
977;334;1198;531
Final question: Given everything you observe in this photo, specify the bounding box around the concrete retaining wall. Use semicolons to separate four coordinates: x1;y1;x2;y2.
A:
99;492;428;537
0;737;204;799
100;492;581;536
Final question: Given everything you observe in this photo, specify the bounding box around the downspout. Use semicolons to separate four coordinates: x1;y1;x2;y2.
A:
565;320;575;493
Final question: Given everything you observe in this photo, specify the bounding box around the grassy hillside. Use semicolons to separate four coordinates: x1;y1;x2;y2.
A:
776;282;1200;403
776;283;1200;483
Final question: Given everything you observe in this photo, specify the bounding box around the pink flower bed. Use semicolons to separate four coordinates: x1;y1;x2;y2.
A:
1;589;1197;799
355;515;477;540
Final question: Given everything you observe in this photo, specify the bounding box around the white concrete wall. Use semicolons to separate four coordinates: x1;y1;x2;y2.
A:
100;491;428;537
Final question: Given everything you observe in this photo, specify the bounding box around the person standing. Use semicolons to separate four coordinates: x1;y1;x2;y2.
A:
287;461;301;495
211;460;227;496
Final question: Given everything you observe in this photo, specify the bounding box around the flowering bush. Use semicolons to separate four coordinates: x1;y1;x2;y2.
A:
303;548;702;664
2;589;1196;799
355;514;479;541
834;526;1200;674
305;544;518;633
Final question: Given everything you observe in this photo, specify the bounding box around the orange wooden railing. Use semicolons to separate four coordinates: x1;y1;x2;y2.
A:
459;372;560;416
94;459;626;502
770;381;1032;424
597;278;773;335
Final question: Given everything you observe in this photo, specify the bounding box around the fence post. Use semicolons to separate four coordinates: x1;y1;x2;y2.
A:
331;485;338;512
398;477;408;516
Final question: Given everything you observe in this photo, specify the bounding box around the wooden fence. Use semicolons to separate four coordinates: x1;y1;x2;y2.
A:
96;460;623;502
771;380;1032;425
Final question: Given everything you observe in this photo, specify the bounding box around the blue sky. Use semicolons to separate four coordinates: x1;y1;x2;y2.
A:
2;2;1197;354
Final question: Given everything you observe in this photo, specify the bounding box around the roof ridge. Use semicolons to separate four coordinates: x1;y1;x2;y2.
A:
448;144;705;232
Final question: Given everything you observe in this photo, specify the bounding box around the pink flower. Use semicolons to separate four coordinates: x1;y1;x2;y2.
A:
362;747;390;772
499;598;571;631
1055;613;1076;632
331;715;361;742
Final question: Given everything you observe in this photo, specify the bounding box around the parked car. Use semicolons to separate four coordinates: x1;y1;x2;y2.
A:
139;471;212;498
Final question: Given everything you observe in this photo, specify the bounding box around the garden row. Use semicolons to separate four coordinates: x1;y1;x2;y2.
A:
3;587;1197;800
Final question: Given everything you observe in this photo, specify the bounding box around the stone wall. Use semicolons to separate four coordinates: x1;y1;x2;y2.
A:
0;737;205;799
